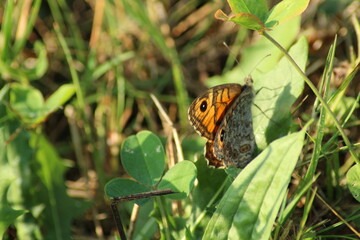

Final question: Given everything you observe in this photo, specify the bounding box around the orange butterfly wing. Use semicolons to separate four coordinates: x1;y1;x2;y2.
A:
187;84;243;141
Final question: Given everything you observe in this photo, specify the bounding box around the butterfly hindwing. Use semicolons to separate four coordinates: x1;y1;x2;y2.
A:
188;79;255;168
212;82;255;168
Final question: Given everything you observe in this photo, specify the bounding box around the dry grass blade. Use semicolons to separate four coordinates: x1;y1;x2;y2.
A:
150;94;185;164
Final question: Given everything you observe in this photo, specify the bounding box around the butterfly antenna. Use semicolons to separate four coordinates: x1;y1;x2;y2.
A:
222;41;240;65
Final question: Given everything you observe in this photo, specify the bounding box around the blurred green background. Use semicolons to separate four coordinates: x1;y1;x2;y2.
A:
0;0;359;239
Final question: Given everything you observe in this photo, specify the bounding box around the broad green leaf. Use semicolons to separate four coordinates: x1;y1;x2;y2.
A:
347;164;360;202
44;84;75;112
215;7;267;31
203;130;305;240
1;116;86;239
8;84;73;125
218;0;309;31
158;161;197;200
9;84;44;123
266;0;310;28
252;36;308;149
105;178;152;205
30;134;84;240
10;84;44;115
228;13;266;31
207;16;301;85
121;131;165;186
227;0;268;22
244;16;301;72
1;120;41;239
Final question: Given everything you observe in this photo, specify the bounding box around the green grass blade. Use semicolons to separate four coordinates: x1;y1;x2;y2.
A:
296;187;317;240
279;36;337;226
13;0;42;56
120;0;189;128
0;0;14;61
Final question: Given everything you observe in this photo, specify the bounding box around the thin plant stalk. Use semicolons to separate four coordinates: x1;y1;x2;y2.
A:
262;32;359;165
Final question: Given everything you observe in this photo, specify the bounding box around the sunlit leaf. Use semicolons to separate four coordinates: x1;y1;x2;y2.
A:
227;0;268;21
121;131;165;186
204;130;305;240
229;13;267;31
44;84;75;112
347;164;360;202
266;0;310;28
158;161;197;200
9;84;45;123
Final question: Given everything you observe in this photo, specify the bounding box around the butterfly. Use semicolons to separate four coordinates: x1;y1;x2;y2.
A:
188;77;255;168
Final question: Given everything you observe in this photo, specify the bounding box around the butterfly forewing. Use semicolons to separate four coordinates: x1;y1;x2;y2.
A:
188;84;243;140
188;79;255;169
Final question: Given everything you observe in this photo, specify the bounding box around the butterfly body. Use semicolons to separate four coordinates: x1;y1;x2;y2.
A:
188;78;255;168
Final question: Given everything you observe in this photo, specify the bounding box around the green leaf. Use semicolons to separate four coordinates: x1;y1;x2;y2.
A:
347;164;360;202
215;0;268;31
266;0;310;28
0;165;26;237
121;131;165;186
0;199;25;237
44;84;75;112
227;0;268;22
217;0;309;31
192;157;227;210
0;41;48;81
158;161;197;200
207;16;301;84
252;36;308;149
228;13;266;31
181;137;206;161
9;84;45;123
0;118;85;239
8;84;74;125
203;130;305;240
27;41;48;80
0;119;41;239
0;84;10;101
207;35;308;150
30;134;84;240
105;178;152;205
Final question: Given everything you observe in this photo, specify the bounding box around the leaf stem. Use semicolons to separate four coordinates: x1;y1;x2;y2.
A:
262;32;359;165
